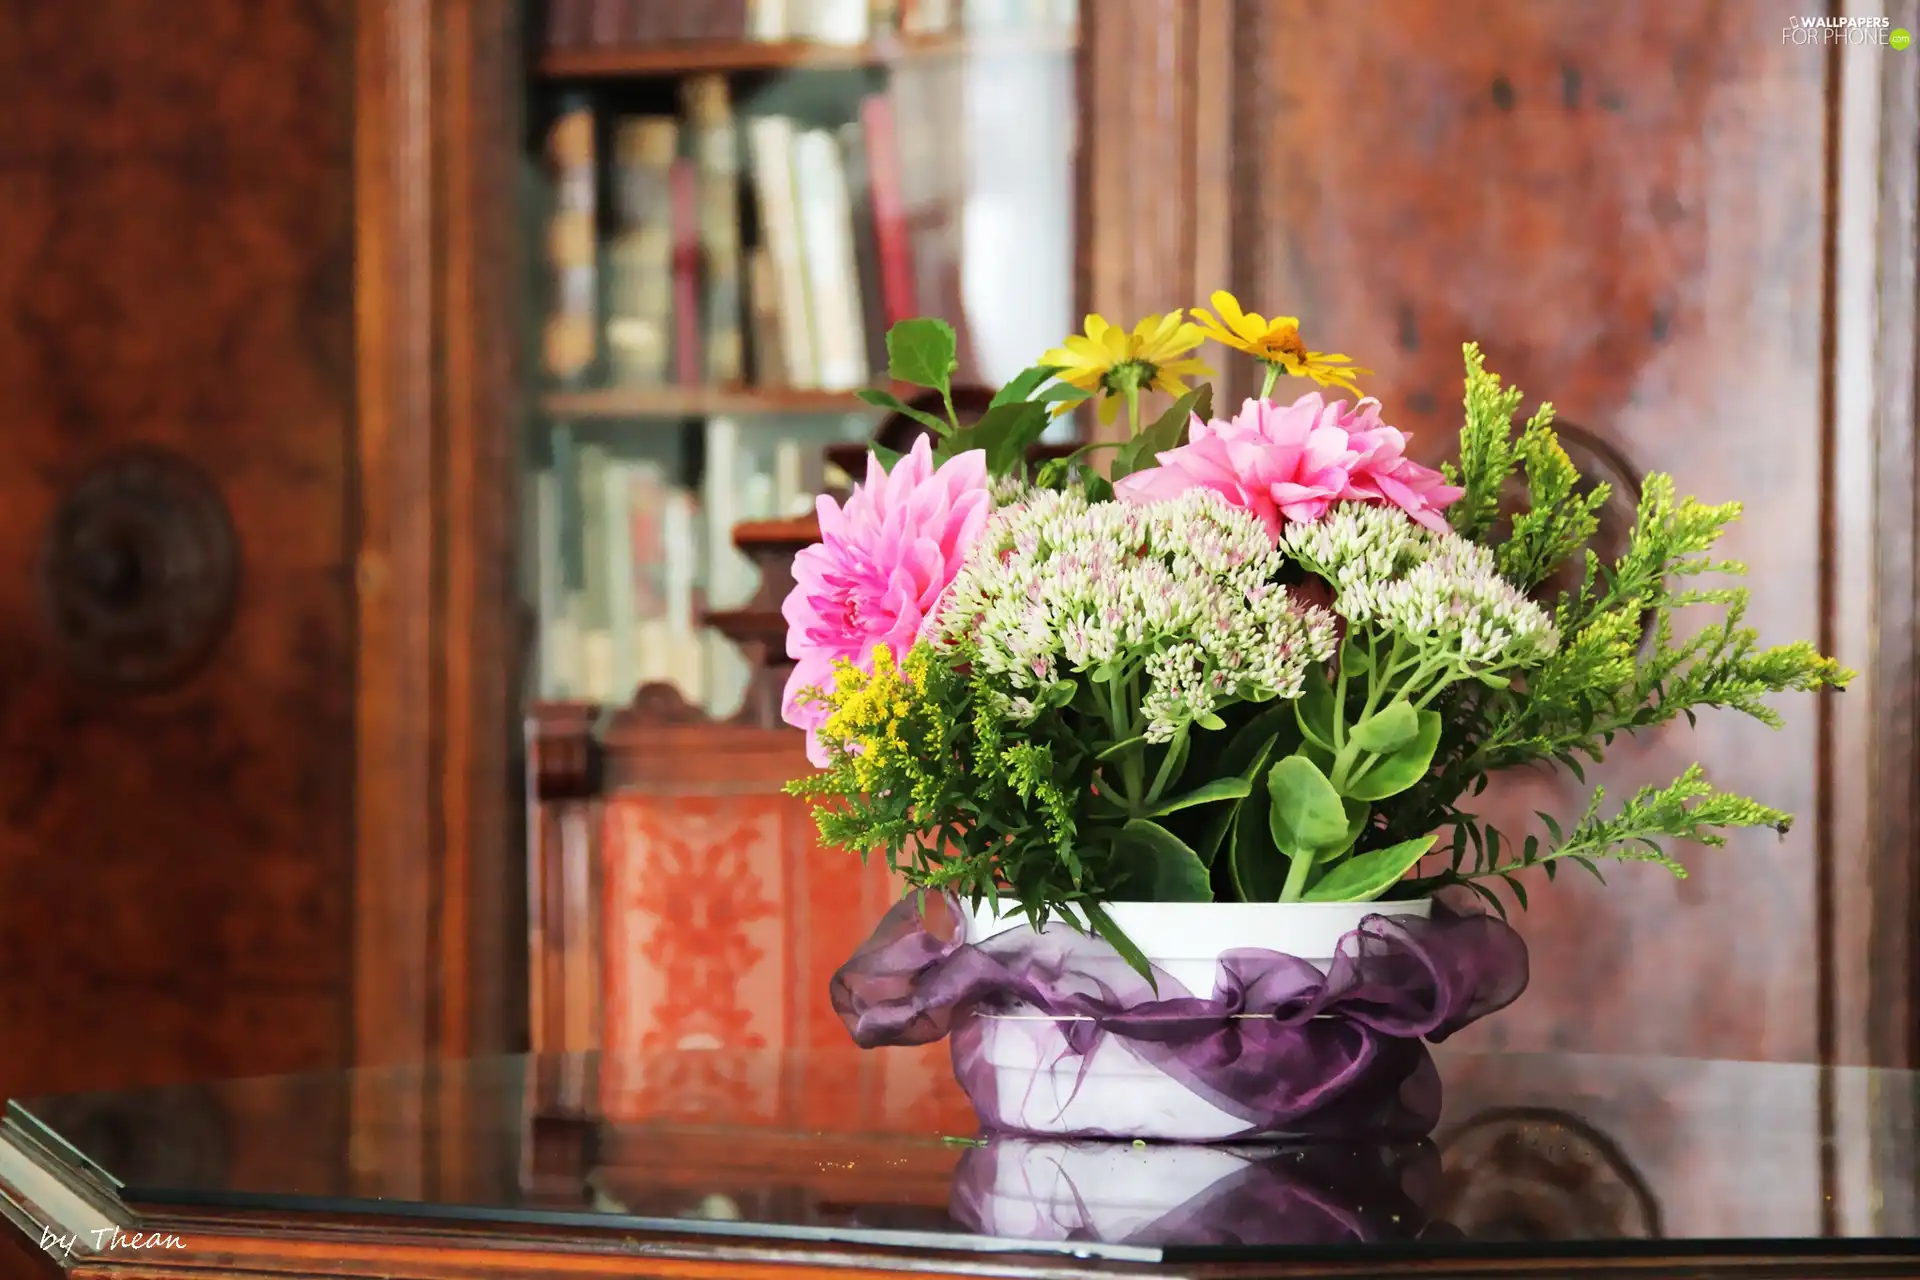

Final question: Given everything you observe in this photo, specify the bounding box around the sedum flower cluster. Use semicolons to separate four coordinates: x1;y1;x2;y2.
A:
930;489;1337;741
1283;503;1559;675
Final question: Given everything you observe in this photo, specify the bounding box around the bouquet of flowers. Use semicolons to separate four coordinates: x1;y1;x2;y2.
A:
781;297;1848;977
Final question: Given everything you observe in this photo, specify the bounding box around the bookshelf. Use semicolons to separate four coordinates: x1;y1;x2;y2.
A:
524;0;1085;721
542;384;923;418
537;34;1075;79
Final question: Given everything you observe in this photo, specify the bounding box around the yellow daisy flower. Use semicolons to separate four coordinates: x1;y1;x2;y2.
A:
1192;290;1370;398
1040;312;1213;426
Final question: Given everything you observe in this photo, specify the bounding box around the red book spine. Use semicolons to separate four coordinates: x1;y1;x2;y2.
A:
548;0;592;48
669;158;704;386
859;93;917;325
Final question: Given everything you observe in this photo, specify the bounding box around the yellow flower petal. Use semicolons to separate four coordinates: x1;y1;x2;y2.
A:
1209;291;1249;332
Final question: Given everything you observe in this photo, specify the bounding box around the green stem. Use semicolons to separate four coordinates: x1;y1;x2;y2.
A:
1259;362;1281;399
940;384;959;433
1279;847;1314;902
1124;383;1142;438
1145;727;1187;807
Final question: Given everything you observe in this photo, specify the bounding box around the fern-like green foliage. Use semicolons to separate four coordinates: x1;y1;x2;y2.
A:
1397;345;1853;906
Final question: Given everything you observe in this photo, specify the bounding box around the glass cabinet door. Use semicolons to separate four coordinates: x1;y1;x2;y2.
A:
524;0;1082;719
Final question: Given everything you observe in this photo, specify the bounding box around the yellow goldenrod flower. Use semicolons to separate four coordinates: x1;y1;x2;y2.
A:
1192;291;1370;397
1040;312;1213;425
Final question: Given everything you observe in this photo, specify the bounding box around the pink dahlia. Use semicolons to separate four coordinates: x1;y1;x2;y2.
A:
1114;392;1463;537
1330;396;1464;534
1112;394;1359;541
781;436;991;766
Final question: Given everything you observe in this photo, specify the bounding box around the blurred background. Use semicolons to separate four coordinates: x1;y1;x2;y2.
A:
0;0;1913;1154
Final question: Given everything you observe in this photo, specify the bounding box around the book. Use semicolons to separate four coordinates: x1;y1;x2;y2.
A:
604;460;640;702
857;92;917;327
888;66;976;377
747;0;790;40
542;97;598;386
838;117;891;379
791;127;869;391
681;75;745;387
745;245;788;386
744;115;818;388
669;158;704;385
547;0;594;48
606;116;678;387
807;0;871;44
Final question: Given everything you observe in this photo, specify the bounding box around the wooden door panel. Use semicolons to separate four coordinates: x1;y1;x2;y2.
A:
0;0;356;1098
1242;0;1830;1059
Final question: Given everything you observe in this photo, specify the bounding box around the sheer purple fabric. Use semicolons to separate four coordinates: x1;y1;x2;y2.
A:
830;893;1528;1140
948;1137;1447;1246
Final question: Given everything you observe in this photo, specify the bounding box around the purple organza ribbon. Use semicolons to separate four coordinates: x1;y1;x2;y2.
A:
830;893;1528;1140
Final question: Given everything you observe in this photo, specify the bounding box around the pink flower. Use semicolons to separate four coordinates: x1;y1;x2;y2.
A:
1113;395;1358;541
1114;392;1464;538
781;436;991;765
1330;396;1465;534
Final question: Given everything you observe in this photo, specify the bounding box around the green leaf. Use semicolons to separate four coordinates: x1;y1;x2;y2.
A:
886;318;959;391
1216;703;1299;780
1302;835;1438;902
1340;640;1372;679
989;364;1062;408
864;444;903;470
1477;671;1512;690
1341;798;1371;850
1110;384;1212;481
1229;780;1285;901
854;387;948;434
1194;711;1226;731
1043;679;1078;709
1342;710;1442;802
1295;666;1338;750
1267;754;1350;855
1116;820;1214;901
1036;382;1093;406
939;400;1051;473
1082;471;1115;503
1191;727;1282;868
1350;698;1419;754
1148;776;1253;817
1083;900;1156;988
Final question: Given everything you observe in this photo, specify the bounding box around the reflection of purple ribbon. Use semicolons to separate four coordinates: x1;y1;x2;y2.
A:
948;1139;1448;1247
830;893;1528;1140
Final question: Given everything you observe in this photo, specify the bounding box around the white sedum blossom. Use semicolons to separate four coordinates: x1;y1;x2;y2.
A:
930;488;1337;741
1282;503;1560;670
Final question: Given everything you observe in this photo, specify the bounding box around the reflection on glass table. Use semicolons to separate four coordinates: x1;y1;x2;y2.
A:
2;1046;1917;1276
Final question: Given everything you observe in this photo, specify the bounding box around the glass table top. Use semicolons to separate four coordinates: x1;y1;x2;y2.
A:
7;1045;1919;1266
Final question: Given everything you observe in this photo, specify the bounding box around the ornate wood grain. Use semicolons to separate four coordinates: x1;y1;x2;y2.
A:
1078;0;1243;439
0;0;357;1104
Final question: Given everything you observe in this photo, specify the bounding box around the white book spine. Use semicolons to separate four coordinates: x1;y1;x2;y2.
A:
533;469;565;697
603;461;638;705
661;489;705;702
774;440;807;517
809;0;871;44
748;0;791;40
745;116;819;388
791;128;869;391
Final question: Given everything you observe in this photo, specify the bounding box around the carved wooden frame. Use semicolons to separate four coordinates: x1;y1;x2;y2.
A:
351;0;523;1196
